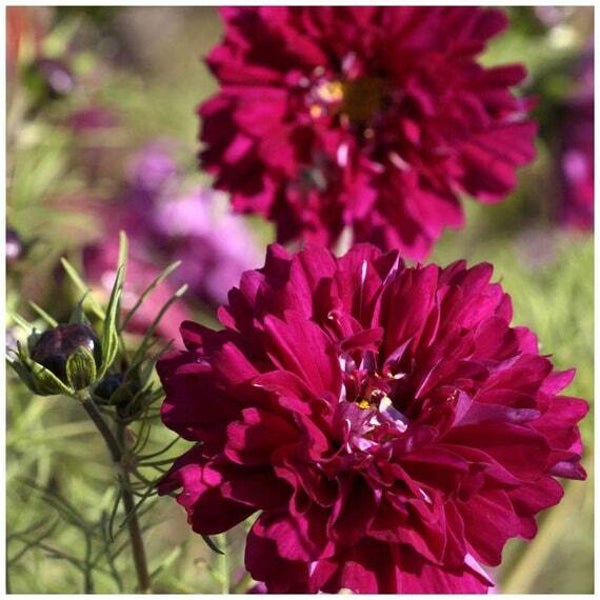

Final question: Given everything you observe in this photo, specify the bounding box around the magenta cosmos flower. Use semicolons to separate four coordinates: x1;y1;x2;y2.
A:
200;7;537;259
157;244;587;593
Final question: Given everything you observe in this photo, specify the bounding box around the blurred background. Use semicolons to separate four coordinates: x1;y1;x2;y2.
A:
5;6;594;594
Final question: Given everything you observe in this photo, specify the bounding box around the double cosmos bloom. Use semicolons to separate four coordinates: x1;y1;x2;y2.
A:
157;244;587;593
200;6;536;259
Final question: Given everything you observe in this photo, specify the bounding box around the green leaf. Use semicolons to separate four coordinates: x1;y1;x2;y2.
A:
65;346;97;390
98;265;124;379
129;284;188;368
9;314;34;336
121;260;181;331
117;231;129;276
60;257;105;320
27;302;58;327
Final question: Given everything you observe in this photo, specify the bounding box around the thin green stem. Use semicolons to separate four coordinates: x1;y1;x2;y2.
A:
215;533;230;594
79;396;121;463
117;422;152;593
78;393;151;593
83;533;94;593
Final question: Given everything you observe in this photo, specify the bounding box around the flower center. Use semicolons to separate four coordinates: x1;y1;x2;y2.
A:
309;76;386;124
339;351;409;433
354;384;391;411
341;77;387;123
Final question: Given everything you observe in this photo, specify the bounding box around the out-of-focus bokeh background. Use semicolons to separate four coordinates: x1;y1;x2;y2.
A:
6;6;593;594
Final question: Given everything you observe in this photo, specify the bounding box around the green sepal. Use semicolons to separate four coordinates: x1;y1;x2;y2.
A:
7;341;72;397
105;382;132;408
201;534;224;556
27;362;72;396
65;346;97;391
7;358;41;395
16;347;74;396
68;296;92;327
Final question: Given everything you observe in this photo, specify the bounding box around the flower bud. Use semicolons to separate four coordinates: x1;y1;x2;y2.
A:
29;323;101;390
93;372;124;404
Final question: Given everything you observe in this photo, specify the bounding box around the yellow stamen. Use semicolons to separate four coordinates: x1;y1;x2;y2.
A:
310;76;386;124
317;80;344;103
310;105;324;118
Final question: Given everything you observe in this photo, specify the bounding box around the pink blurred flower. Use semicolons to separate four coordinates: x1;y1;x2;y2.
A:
67;107;120;131
200;7;536;259
533;6;572;28
83;234;191;344
156;243;587;593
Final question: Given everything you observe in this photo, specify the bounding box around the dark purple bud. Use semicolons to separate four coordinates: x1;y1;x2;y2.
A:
93;372;124;402
30;323;101;383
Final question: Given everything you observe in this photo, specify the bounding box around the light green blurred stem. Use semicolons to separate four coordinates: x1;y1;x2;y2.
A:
501;454;593;593
84;533;94;593
215;533;229;593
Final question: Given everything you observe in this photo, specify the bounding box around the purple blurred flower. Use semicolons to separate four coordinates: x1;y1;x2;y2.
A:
125;139;180;200
151;188;264;303
82;140;262;342
121;141;263;307
558;41;594;231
